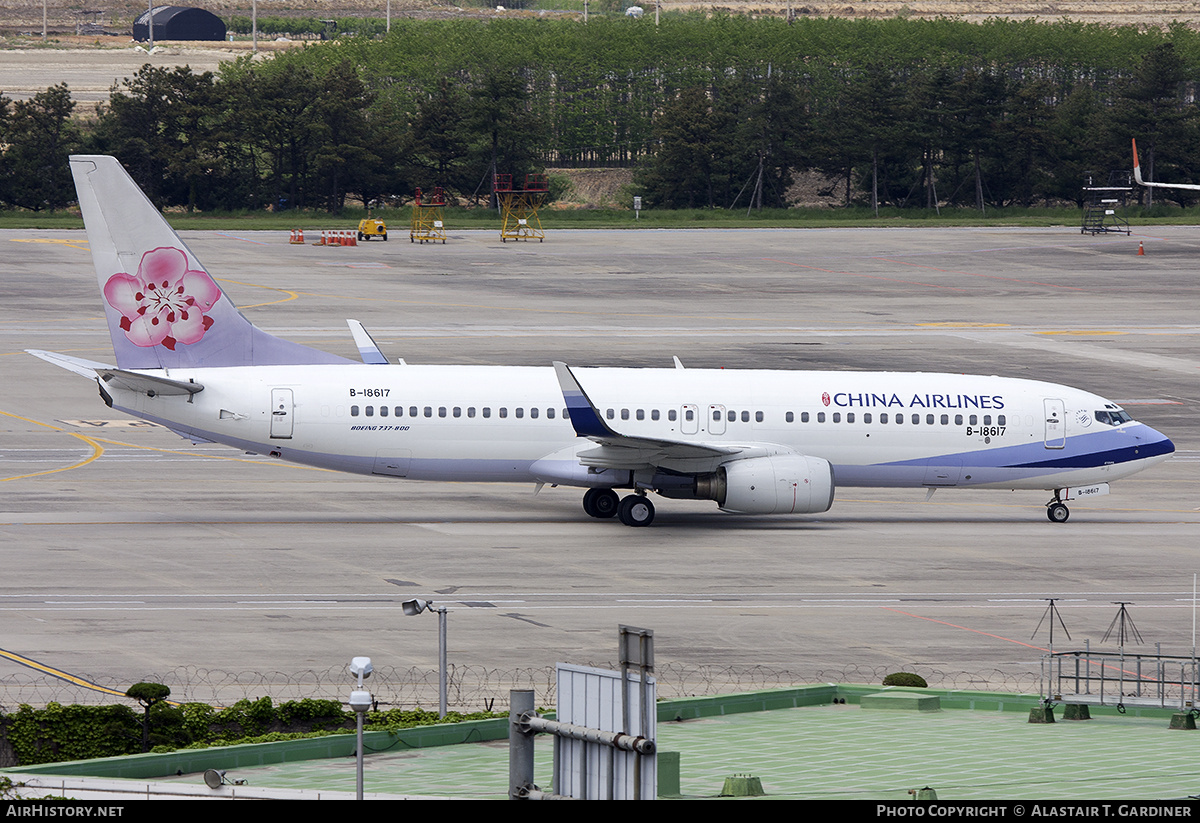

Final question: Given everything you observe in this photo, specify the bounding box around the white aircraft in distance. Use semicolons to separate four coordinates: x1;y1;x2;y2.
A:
1132;137;1200;192
29;156;1173;527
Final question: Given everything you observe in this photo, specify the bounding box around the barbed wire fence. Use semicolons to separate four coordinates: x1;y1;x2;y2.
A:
0;663;1045;713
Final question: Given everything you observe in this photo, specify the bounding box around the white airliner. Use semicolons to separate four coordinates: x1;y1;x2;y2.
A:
29;156;1174;527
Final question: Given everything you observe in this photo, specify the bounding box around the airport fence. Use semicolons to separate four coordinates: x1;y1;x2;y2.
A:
0;663;1044;713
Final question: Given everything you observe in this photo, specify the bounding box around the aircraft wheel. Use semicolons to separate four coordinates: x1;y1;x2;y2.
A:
382;232;387;241
592;489;619;518
618;495;654;527
1047;503;1070;523
583;488;619;519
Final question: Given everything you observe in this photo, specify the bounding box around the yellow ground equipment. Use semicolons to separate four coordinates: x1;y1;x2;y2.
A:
410;187;447;244
494;173;548;242
357;218;388;241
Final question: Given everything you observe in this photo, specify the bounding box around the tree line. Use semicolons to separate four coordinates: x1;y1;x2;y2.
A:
4;15;1200;214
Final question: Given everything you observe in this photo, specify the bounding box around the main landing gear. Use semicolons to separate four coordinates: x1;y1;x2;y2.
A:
1046;491;1070;523
582;488;655;527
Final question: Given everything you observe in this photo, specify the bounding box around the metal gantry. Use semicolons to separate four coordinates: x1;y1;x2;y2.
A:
410;186;447;244
494;173;548;242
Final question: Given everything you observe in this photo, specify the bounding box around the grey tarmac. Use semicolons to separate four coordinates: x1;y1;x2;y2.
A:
1;225;1197;701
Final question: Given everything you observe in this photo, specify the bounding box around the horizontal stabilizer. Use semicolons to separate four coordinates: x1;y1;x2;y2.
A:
97;369;203;396
26;349;112;380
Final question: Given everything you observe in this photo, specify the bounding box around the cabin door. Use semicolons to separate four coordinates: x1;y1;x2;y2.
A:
1043;398;1065;449
270;388;294;439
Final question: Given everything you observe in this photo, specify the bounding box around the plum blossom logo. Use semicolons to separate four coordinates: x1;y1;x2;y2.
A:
103;247;221;350
822;392;831;406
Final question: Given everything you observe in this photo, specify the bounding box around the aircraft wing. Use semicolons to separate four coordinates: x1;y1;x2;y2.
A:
1132;139;1200;191
553;360;743;469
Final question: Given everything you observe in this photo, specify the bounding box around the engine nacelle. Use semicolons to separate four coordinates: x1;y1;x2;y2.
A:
697;454;835;514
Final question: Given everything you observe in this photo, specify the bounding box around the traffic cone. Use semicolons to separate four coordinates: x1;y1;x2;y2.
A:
1137;241;1145;256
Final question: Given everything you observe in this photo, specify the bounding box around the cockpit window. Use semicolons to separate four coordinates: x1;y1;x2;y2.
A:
1095;410;1133;426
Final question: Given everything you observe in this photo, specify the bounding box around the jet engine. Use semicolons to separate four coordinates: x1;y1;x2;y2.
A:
657;454;835;514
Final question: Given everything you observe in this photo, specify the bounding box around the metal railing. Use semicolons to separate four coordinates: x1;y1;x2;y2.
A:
1042;642;1200;710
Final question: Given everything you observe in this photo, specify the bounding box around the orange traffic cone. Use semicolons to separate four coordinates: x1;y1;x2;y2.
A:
1137;241;1145;256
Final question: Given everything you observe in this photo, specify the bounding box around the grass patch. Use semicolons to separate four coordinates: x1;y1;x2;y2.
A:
4;205;1200;232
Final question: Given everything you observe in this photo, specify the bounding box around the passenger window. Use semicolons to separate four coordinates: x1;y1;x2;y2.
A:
833;413;841;423
516;408;524;418
366;406;374;417
817;412;826;423
741;410;750;422
621;409;629;420
864;413;872;424
468;407;476;418
955;414;963;425
424;406;432;418
969;415;978;426
881;413;889;423
651;410;659;421
940;414;948;425
380;406;388;417
926;414;934;425
607;409;615;420
453;407;462;418
483;407;491;418
912;414;920;424
998;415;1006;425
636;409;644;420
684;409;694;421
756;411;763;423
530;407;539;419
547;408;555;419
439;407;447;418
786;411;794;423
801;412;809;423
983;415;992;425
351;405;360;416
410;406;418;418
846;413;854;423
395;406;403;417
671;410;679;421
500;408;508;419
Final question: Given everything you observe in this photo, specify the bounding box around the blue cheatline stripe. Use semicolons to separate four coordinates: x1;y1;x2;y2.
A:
876;427;1173;471
1005;438;1174;470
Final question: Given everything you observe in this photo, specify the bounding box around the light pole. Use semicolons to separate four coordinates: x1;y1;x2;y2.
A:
348;656;373;800
403;598;448;718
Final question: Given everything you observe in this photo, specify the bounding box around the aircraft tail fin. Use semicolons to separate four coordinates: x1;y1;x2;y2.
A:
69;155;350;370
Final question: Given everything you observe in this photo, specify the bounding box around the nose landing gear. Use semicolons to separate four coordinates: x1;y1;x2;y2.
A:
1046;492;1070;523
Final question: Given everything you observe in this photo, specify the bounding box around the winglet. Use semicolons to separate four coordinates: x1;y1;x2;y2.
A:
347;320;389;364
552;361;617;439
1132;138;1144;185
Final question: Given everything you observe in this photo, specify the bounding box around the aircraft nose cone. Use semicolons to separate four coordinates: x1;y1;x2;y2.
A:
1136;424;1175;459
